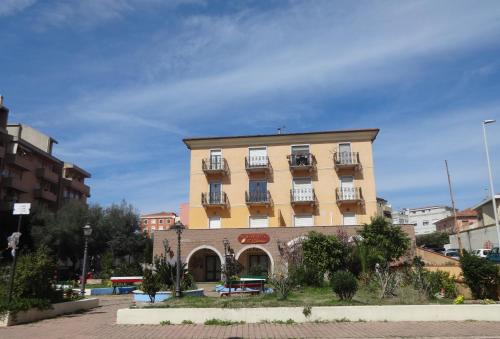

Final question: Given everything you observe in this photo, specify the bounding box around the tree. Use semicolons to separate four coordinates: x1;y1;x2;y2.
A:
460;251;499;299
416;232;449;248
302;231;350;285
358;216;411;266
141;268;161;303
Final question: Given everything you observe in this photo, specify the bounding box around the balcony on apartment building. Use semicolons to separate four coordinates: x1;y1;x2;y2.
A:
36;167;60;184
334;152;362;171
34;189;58;202
288;153;316;173
2;176;30;193
290;187;317;206
245;156;270;174
66;178;90;197
202;157;228;175
201;191;228;208
336;187;364;205
5;153;31;171
245;190;272;206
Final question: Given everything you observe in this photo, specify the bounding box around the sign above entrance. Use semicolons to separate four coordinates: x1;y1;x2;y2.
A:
238;233;270;244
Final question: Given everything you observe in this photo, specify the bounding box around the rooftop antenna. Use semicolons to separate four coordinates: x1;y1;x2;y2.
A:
277;126;285;135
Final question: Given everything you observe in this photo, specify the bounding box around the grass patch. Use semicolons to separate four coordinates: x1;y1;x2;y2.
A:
181;320;194;324
260;319;296;324
143;285;455;309
160;320;171;325
204;318;245;326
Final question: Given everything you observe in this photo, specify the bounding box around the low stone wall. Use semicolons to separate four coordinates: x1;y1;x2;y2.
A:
0;298;99;327
117;304;500;324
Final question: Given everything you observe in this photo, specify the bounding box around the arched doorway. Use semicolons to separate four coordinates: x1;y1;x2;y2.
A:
186;247;223;282
236;246;274;276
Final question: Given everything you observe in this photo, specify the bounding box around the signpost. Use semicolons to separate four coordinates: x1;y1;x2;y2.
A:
7;203;30;303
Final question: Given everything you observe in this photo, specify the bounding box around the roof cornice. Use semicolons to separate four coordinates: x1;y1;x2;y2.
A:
183;128;379;150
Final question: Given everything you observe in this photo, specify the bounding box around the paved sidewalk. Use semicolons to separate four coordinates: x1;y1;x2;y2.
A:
1;295;500;339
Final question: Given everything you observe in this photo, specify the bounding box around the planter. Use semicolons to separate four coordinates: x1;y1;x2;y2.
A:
183;289;205;297
133;290;172;303
1;298;99;327
117;304;500;324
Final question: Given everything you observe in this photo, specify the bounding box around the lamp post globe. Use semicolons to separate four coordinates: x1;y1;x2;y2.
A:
80;224;92;296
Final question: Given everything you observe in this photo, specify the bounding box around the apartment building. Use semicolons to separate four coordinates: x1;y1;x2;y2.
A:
0;97;90;213
376;197;393;222
140;212;177;235
405;206;454;235
153;129;415;282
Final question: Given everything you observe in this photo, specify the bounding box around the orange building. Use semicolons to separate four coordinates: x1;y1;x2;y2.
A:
435;209;478;234
140;212;177;235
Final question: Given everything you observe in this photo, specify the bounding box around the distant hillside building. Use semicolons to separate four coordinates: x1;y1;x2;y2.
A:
396;206;454;235
435;209;478;234
376;197;392;222
140;211;177;235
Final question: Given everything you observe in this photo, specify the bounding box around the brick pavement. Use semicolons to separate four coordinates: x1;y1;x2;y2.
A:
1;295;500;339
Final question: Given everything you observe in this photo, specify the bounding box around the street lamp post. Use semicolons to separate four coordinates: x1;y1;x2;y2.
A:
80;224;93;296
482;120;500;248
170;220;185;298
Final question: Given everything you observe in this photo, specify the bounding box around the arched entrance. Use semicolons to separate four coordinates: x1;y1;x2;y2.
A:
186;246;223;282
235;246;274;276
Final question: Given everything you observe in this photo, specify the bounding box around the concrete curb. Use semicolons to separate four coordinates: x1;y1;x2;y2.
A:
117;304;500;324
1;298;99;326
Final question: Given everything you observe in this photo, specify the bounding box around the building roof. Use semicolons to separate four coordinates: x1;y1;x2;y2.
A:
141;211;177;218
407;205;453;211
64;163;91;178
183;128;379;149
435;209;478;224
472;195;500;210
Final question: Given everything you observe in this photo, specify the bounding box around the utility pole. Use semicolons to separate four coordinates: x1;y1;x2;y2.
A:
445;160;463;254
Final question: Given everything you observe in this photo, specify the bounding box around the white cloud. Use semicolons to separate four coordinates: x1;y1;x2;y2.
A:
0;0;36;16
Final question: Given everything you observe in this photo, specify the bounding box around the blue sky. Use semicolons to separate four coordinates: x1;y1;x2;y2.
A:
1;0;500;214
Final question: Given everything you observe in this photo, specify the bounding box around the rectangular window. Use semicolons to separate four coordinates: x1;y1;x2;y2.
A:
248;180;267;202
343;212;356;226
249;216;269;228
290;145;310;166
159;219;163;224
248;147;267;167
294;215;314;227
209;149;222;170
209;216;221;229
338;143;352;164
292;178;313;201
209;181;222;203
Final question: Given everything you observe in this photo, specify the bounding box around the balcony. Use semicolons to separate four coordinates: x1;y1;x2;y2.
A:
245;190;272;206
336;187;364;205
68;178;91;197
34;189;58;202
2;177;29;192
202;158;228;175
288;153;316;173
334;152;362;171
36;167;60;184
0;144;5;158
6;153;31;171
202;192;228;208
290;188;316;206
245;156;270;174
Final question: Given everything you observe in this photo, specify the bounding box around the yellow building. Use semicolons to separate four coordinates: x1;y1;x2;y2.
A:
183;129;379;229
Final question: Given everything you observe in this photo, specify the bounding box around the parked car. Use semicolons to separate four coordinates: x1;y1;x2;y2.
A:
486;247;500;263
442;249;460;260
472;249;491;258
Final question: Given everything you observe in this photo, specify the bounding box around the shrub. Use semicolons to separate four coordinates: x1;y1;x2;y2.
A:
269;263;293;300
426;270;457;299
460;251;499;299
248;264;268;277
331;271;358;301
302;231;350;286
141;269;161;303
13;246;61;303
